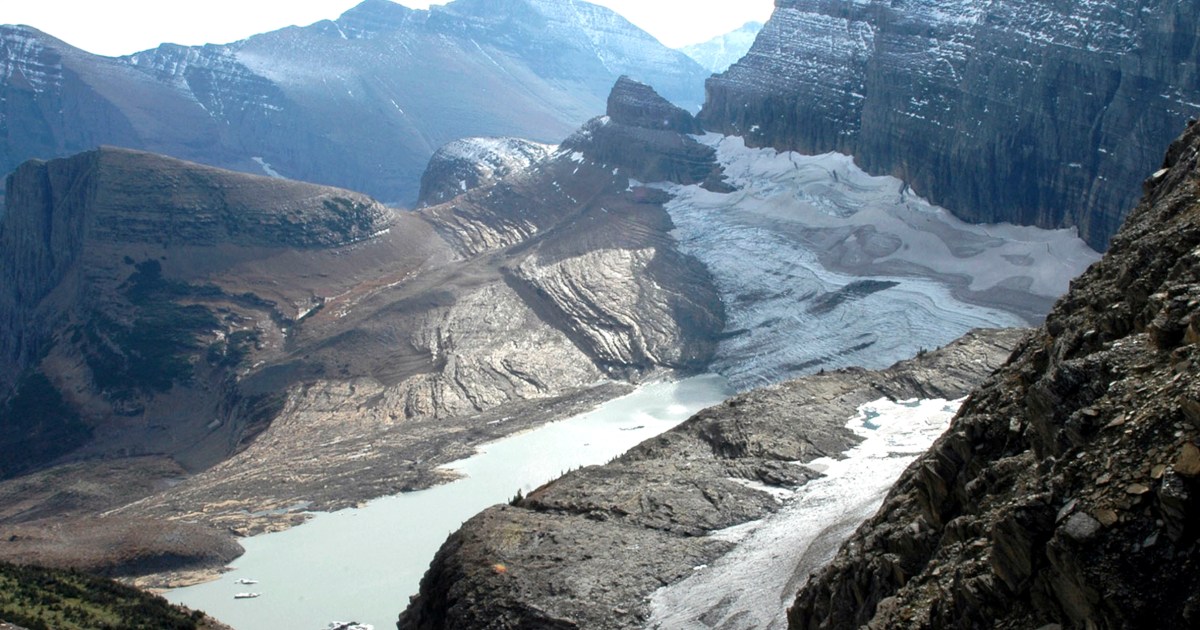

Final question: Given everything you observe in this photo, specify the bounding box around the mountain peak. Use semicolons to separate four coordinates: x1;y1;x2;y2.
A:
606;76;701;134
335;0;417;37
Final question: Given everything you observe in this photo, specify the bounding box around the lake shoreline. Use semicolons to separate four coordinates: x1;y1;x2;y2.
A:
166;375;734;630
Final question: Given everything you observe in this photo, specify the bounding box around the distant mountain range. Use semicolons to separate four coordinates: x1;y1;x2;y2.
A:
0;0;708;206
679;21;763;73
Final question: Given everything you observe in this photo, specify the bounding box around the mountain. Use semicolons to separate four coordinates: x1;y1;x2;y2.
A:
0;147;404;478
398;114;1200;630
417;137;556;207
701;0;1200;250
790;121;1200;630
0;0;708;206
679;21;763;73
0;79;726;577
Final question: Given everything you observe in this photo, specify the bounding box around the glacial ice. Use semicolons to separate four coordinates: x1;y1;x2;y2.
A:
662;134;1100;389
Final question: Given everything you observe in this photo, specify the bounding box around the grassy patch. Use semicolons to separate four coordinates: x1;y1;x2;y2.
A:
0;562;203;630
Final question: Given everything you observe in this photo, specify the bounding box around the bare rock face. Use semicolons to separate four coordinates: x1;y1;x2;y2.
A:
0;147;396;475
397;329;1022;630
425;78;726;375
566;77;728;191
702;0;1200;250
417;137;555;207
789;121;1200;629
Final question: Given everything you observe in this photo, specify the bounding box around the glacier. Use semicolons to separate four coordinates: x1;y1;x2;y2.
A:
662;134;1100;390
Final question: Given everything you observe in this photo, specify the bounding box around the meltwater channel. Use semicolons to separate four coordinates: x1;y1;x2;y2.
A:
167;374;733;630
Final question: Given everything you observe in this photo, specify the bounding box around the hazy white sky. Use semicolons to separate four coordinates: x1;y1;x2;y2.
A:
2;0;775;56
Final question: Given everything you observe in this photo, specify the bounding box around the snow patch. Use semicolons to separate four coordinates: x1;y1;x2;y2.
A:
648;397;963;630
251;157;284;179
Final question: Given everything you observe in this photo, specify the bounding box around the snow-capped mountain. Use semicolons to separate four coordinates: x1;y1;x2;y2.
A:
679;21;763;73
0;0;708;205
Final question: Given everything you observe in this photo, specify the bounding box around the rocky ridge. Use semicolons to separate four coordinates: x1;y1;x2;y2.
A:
702;0;1200;250
1;0;708;205
398;329;1023;629
789;120;1200;628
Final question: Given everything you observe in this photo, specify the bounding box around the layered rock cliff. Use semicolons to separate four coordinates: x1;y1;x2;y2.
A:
0;147;399;476
702;0;1200;250
789;121;1200;629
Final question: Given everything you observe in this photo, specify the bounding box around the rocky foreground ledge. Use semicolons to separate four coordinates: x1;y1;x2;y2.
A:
398;328;1024;629
790;123;1200;629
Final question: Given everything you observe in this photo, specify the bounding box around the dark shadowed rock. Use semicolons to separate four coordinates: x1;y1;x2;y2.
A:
555;78;729;192
607;76;701;135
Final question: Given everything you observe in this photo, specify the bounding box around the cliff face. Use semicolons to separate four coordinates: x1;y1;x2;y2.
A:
0;147;389;385
790;121;1200;629
0;147;399;478
702;0;1200;250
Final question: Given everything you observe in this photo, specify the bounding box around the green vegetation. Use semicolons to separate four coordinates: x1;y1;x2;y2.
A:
0;372;89;479
84;260;221;398
0;561;204;630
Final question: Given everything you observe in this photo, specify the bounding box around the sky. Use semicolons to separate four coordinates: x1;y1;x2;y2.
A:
0;0;776;57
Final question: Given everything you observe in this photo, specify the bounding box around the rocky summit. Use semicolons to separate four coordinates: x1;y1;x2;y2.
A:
790;121;1200;628
418;137;556;207
702;0;1200;250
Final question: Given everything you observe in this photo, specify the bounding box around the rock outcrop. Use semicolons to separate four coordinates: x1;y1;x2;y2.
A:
398;329;1022;629
702;0;1200;250
0;147;393;468
789;121;1200;629
417;137;555;207
1;0;708;205
425;77;726;374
